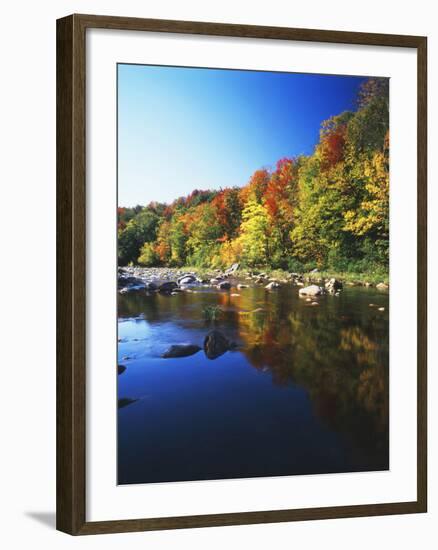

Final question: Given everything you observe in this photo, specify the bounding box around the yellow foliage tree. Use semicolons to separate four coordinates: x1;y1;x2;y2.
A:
343;150;389;239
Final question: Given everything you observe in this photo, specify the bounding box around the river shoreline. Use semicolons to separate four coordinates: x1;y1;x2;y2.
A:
118;265;389;294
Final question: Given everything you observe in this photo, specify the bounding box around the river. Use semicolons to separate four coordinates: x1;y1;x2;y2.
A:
117;279;389;485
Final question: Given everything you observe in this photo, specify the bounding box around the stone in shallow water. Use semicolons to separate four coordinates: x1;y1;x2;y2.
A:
225;262;239;275
118;397;137;409
178;275;198;286
217;281;231;290
161;344;201;358
159;281;178;293
299;285;324;297
376;282;389;290
203;330;231;360
145;281;158;291
265;281;280;290
325;278;343;293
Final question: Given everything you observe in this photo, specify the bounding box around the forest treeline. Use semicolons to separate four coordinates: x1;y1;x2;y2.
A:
118;78;389;274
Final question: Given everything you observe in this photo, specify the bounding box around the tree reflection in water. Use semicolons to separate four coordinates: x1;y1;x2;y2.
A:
118;283;389;478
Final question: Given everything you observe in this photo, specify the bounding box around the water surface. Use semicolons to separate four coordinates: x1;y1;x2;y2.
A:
117;283;389;484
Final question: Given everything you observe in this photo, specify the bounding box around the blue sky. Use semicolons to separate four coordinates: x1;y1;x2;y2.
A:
118;64;366;207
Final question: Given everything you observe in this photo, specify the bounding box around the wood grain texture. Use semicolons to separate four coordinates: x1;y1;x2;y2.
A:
56;15;74;534
56;13;427;535
416;36;428;513
56;14;86;534
74;13;425;47
77;501;422;535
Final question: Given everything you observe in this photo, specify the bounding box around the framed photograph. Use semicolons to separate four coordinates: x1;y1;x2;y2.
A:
57;14;427;535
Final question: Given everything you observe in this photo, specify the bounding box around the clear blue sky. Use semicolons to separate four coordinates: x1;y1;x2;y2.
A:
118;64;366;207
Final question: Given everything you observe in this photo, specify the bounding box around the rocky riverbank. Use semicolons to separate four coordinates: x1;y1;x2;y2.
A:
118;263;302;294
118;264;388;295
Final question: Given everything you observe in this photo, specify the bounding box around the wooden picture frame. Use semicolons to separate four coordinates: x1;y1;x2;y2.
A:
56;13;427;535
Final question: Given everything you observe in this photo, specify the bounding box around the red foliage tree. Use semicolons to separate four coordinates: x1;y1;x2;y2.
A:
319;121;347;169
240;168;270;204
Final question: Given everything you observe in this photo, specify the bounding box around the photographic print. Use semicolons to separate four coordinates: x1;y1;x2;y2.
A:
117;64;389;485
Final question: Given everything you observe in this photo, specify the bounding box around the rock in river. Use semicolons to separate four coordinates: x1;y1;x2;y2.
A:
225;262;239;275
159;281;178;293
118;397;138;409
265;281;280;290
178;274;198;286
376;282;389;290
217;281;231;290
161;344;201;358
145;281;158;291
325;278;343;293
204;330;232;360
117;275;144;289
299;285;325;297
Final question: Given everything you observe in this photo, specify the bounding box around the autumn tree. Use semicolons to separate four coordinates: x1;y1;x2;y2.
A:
118;207;159;265
168;216;187;266
212;187;242;240
238;199;270;266
138;242;159;266
343;147;389;264
263;158;296;267
240;168;270;205
184;202;223;266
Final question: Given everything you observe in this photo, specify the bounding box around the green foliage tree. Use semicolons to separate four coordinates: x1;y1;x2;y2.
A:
118;207;159;265
185;203;223;266
168;217;187;266
138;242;159;266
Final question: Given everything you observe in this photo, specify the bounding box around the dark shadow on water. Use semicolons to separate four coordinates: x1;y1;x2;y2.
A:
25;511;56;529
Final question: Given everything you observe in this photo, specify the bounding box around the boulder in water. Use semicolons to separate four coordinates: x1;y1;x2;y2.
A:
225;262;239;275
118;397;138;409
162;344;201;358
299;285;324;297
376;282;389;290
265;281;280;290
117;275;144;289
178;274;197;286
159;281;178;293
325;278;343;293
217;281;231;290
204;330;231;359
